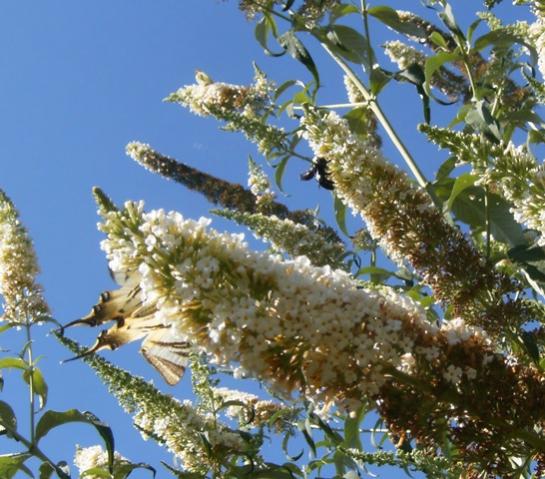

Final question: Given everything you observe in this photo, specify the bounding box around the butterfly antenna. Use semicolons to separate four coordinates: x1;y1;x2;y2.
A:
60;333;107;363
61;346;99;363
59;309;104;334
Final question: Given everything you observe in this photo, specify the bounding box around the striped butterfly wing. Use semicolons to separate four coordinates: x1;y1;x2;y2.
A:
141;329;192;386
65;271;191;385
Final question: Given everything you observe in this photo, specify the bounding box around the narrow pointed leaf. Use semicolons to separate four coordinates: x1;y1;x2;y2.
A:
23;367;48;410
278;31;320;87
368;6;426;38
39;462;54;479
0;357;27;370
334;194;349;236
444;173;478;212
424;50;460;96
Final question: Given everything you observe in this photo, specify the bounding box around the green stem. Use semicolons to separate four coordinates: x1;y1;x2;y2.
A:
251;0;434;201
294;102;369;110
1;421;65;477
464;57;480;102
361;0;374;76
321;44;431;193
24;317;35;445
485;186;491;260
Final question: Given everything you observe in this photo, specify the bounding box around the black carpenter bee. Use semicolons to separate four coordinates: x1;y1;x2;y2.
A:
300;157;334;190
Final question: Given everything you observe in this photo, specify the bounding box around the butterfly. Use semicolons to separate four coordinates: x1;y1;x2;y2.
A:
62;271;191;385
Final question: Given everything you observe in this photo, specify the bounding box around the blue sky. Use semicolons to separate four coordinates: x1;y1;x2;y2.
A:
0;1;529;477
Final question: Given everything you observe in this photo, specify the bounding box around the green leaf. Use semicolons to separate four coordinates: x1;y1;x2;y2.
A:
330;4;359;23
274;80;300;101
274;156;290;192
396;64;430;122
429;31;448;49
474;29;538;65
369;67;391;96
251;468;299;479
299;418;317;456
282;0;295;11
432;178;526;247
81;467;111;478
355;266;392;282
466;19;482;44
278;31;320;87
85;461;156;479
310;413;343;445
226;463;301;479
255;15;284;57
507;243;545;294
528;129;545;145
521;332;540;363
39;462;54;479
367;6;425;38
323;25;369;66
0;453;31;479
508;245;545;263
23;367;48;410
0;357;27;370
344;107;372;136
292;90;311;105
35;410;115;472
439;182;526;247
424;50;460;96
443;173;478;213
342;405;365;452
0;323;15;334
465;100;501;143
0;400;17;432
439;3;463;37
436;156;456;180
333;194;349;236
161;461;203;479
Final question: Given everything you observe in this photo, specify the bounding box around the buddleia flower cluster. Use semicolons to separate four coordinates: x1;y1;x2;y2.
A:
342;447;461;477
0;189;49;323
126;142;346;253
488;143;545;244
59;335;252;475
420;124;545;247
247;157;275;208
211;387;296;431
73;445;127;478
238;0;340;27
166;68;286;157
97;199;427;410
529;9;545;79
299;107;525;334
343;75;365;105
88;195;545;470
383;40;466;99
213;209;347;269
343;76;382;149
